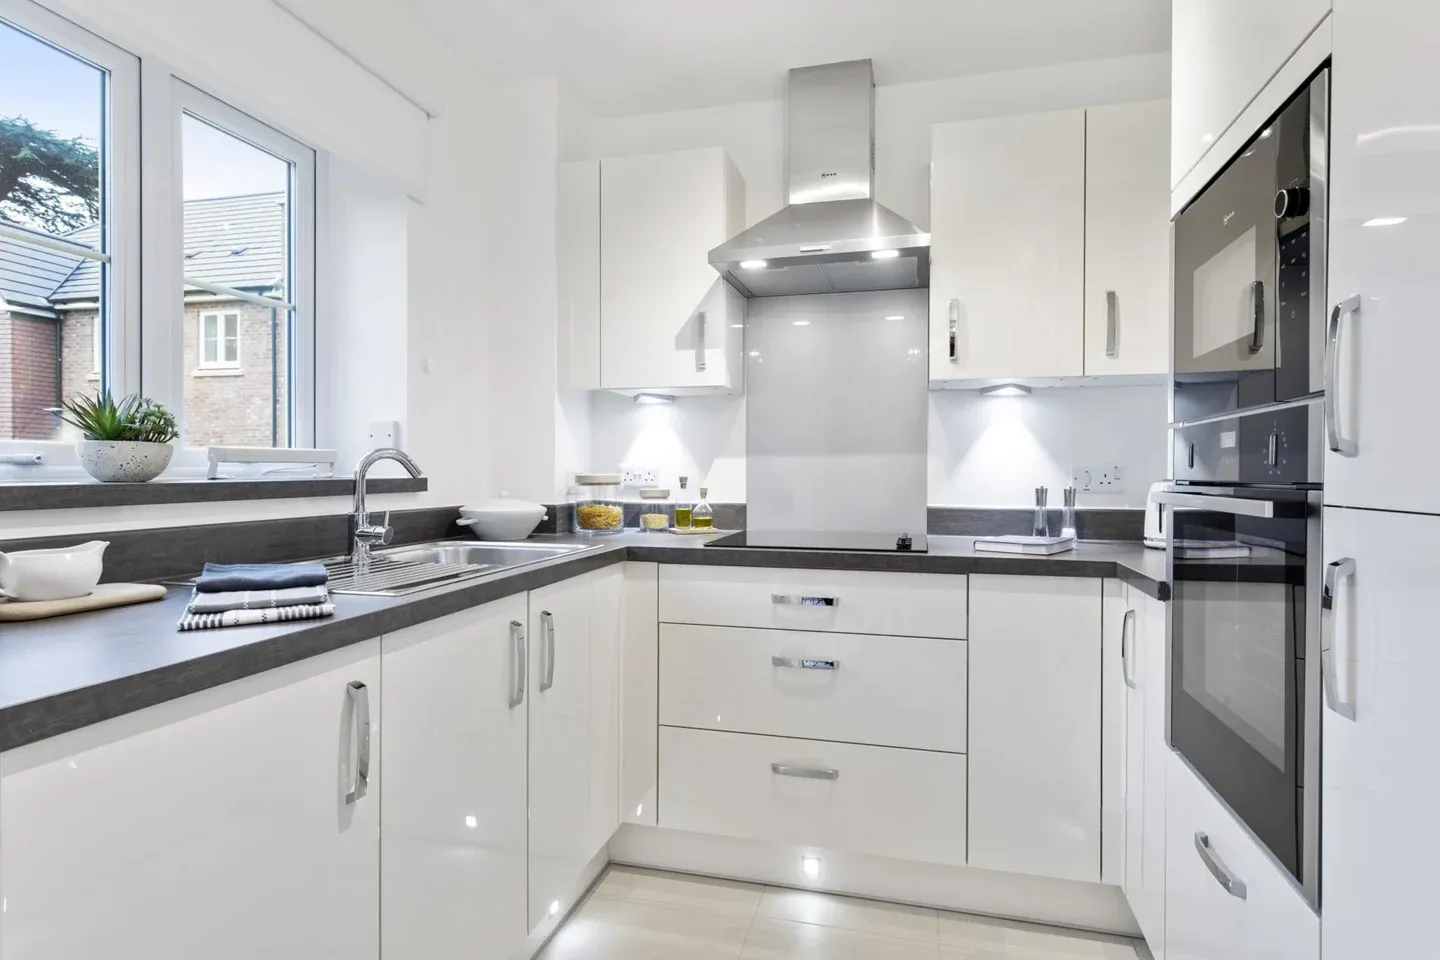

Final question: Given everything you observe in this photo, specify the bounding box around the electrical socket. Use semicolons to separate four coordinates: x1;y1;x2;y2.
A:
1070;464;1124;494
621;466;659;486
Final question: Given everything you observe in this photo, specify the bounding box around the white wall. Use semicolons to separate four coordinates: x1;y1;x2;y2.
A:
570;52;1172;509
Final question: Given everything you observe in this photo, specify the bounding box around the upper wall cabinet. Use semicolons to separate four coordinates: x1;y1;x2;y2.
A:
1171;0;1331;191
559;148;746;395
1085;99;1172;378
929;101;1170;387
929;108;1086;385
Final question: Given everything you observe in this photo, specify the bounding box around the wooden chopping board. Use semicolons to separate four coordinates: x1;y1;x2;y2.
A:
0;583;168;622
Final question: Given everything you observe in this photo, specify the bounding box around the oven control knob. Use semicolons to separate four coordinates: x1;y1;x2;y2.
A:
1275;186;1309;220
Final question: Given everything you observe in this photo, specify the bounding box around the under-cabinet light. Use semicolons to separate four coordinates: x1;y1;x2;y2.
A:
633;393;676;405
800;855;822;879
1363;216;1407;227
980;383;1032;397
870;249;900;259
740;259;768;269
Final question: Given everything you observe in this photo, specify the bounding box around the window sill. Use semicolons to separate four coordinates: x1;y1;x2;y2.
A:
192;367;244;378
0;476;428;511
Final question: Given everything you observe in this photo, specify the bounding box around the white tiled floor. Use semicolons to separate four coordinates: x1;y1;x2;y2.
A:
539;866;1145;960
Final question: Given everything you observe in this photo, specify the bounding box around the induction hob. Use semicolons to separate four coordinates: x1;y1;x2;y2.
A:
704;530;928;553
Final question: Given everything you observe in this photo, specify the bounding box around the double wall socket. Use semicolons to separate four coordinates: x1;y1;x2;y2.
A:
1071;464;1123;494
621;466;660;486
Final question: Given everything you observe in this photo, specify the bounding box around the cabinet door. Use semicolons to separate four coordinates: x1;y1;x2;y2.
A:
0;641;381;960
967;575;1101;882
528;573;594;932
599;148;744;392
1322;506;1440;958
558;159;601;390
1137;592;1168;959
587;565;622;851
1084;100;1172;377
930;109;1085;384
619;562;659;827
1171;0;1331;189
1108;584;1144;903
382;597;528;960
1324;0;1440;515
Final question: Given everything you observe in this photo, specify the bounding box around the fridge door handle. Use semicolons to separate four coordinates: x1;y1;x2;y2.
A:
1321;557;1358;720
1326;295;1361;457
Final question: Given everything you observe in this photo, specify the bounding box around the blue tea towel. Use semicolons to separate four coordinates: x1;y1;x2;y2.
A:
195;562;329;593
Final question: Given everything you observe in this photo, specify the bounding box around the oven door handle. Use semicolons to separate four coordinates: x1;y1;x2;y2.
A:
1153;491;1279;518
1321;557;1358;721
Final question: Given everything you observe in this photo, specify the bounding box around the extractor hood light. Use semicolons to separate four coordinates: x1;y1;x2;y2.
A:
1363;216;1407;227
633;392;676;405
740;259;768;269
981;383;1032;397
870;249;900;259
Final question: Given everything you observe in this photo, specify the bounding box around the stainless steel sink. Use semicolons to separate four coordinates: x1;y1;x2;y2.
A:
378;541;590;568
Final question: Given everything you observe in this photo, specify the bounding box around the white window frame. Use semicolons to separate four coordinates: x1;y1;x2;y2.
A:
197;308;241;371
0;0;139;478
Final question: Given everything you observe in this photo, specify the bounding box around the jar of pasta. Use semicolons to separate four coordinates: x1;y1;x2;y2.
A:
637;488;673;533
570;474;625;535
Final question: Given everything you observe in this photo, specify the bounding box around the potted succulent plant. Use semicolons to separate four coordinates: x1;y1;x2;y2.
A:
61;391;179;483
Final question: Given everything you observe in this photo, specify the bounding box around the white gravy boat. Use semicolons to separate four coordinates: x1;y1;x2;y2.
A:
0;541;109;602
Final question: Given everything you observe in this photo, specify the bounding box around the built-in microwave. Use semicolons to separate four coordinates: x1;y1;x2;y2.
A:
1172;67;1328;424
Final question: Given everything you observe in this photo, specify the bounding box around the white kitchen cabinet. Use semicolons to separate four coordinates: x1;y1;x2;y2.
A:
527;573;595;933
0;641;381;960
381;598;528;960
558;159;601;390
658;726;968;867
587;564;622;853
619;562;659;827
1324;0;1440;515
1101;581;1130;888
1322;506;1440;958
1165;752;1318;960
1170;0;1331;191
967;575;1101;882
598;147;746;394
1084;100;1171;377
930;109;1085;385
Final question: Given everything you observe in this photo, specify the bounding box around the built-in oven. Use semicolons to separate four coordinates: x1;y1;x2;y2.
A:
1160;400;1322;908
1172;66;1328;423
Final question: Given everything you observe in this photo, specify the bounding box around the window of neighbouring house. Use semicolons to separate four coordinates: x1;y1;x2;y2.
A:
177;83;314;451
198;309;240;369
0;8;137;443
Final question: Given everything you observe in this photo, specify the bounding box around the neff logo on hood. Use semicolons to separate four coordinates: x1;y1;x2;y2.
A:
821;171;838;179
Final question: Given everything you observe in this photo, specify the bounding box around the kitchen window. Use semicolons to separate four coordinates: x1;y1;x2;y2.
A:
198;310;240;370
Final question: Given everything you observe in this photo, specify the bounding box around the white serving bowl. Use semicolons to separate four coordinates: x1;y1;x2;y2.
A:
458;495;548;541
0;540;108;602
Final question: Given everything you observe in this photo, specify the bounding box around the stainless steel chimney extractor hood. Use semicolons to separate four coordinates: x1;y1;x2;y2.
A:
708;59;930;298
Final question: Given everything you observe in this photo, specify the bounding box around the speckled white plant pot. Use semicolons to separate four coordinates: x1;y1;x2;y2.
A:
76;440;174;483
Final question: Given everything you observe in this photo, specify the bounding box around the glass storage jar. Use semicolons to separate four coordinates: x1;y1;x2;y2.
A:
637;488;673;533
570;473;625;535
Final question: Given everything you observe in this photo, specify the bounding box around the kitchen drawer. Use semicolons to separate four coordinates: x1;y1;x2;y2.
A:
659;624;966;752
658;565;966;639
1164;753;1318;960
657;727;967;867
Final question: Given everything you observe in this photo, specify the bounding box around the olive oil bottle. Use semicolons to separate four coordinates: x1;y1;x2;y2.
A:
692;487;715;529
674;476;693;528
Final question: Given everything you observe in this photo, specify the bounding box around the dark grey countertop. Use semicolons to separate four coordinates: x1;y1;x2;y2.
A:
0;532;1166;753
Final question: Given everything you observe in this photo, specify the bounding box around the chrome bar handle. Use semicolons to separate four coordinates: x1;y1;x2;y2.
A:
770;762;839;781
771;594;838;607
771;656;839;670
345;681;371;805
509;620;526;708
1326;295;1361;457
1120;608;1137;689
539;610;556;691
1105;290;1119;358
695;310;707;373
1321;557;1358;721
948;298;960;362
1248;280;1265;353
1153;490;1278;518
1194;832;1247;899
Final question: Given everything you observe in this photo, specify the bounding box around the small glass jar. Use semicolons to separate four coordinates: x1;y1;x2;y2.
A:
637;488;673;533
570;473;625;535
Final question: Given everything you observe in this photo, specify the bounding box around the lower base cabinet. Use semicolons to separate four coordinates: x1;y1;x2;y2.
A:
1164;752;1317;960
381;597;529;960
0;641;382;960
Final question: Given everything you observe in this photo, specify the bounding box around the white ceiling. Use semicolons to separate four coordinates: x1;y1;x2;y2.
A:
399;0;1171;118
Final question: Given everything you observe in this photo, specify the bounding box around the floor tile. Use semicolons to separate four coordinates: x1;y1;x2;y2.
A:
758;886;940;944
596;865;765;918
938;912;1139;959
540;896;750;960
742;917;941;960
